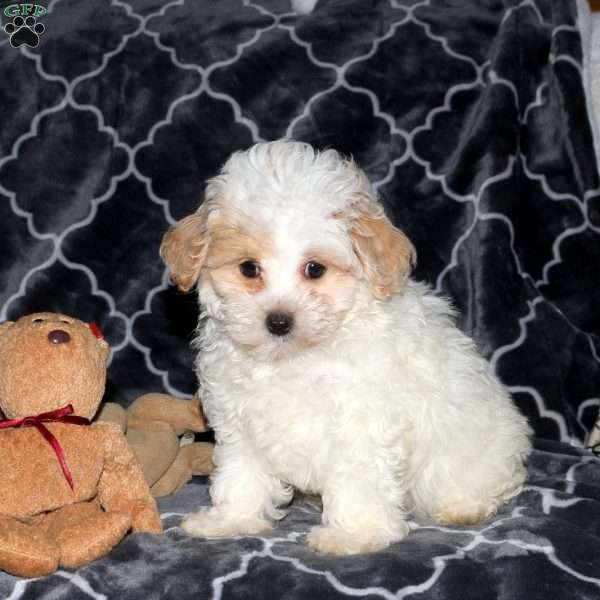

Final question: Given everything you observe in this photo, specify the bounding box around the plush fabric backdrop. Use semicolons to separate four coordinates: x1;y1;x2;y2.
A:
1;0;600;598
0;0;598;444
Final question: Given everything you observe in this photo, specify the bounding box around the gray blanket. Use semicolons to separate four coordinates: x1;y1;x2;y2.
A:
1;440;599;599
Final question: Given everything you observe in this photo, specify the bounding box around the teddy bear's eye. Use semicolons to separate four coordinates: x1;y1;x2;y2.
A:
32;318;44;323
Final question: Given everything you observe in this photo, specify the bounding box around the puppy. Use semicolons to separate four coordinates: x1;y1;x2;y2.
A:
161;140;531;555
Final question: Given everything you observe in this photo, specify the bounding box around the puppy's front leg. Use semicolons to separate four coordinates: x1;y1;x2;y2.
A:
308;455;410;555
182;440;291;538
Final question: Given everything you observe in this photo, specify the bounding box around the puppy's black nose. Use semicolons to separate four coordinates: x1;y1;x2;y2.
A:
265;312;294;336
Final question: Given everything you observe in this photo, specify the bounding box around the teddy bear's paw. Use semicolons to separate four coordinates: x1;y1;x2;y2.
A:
58;511;132;568
181;508;271;538
0;515;59;577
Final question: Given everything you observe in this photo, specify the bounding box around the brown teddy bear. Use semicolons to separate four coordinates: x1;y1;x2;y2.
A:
0;312;163;578
97;393;214;497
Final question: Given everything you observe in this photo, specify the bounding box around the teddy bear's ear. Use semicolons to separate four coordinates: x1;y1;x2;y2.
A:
0;321;14;337
98;338;110;363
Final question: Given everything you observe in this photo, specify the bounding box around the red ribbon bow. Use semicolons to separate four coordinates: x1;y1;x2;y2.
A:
0;404;91;490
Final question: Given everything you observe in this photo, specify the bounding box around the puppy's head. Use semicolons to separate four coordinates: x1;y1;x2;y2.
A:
161;141;415;358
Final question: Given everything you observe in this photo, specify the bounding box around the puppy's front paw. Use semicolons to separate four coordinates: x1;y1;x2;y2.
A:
181;509;272;538
307;523;409;555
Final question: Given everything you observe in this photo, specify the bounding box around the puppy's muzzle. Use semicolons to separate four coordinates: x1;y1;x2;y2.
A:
265;312;294;337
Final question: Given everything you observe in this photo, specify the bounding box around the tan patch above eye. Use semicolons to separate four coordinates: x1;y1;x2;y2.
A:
205;221;271;295
205;222;272;270
299;249;355;280
209;264;265;295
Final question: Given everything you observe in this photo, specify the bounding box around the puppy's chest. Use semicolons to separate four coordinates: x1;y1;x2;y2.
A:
240;362;347;489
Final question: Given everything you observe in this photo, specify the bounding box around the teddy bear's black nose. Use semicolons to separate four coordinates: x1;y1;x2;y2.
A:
48;329;71;344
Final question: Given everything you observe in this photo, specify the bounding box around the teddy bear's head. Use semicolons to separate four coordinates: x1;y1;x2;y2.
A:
0;313;110;420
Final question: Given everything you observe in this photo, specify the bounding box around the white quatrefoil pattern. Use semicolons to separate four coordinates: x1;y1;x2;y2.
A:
1;1;600;599
0;2;598;439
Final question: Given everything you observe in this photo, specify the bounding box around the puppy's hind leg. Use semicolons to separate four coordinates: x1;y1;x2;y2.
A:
182;440;292;538
412;451;528;527
432;499;499;526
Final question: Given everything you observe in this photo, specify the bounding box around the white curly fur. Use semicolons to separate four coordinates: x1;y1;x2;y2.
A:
162;140;531;555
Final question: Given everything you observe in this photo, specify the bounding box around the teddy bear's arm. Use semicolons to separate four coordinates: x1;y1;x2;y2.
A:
96;423;163;534
127;393;208;434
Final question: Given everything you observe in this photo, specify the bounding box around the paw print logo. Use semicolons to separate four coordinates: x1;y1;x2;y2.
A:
4;15;45;48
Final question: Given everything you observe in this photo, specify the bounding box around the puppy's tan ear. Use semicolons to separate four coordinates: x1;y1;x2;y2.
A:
160;207;209;292
344;201;416;300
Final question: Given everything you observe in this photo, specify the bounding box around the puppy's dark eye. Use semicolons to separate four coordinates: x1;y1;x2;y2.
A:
240;260;260;278
304;262;326;279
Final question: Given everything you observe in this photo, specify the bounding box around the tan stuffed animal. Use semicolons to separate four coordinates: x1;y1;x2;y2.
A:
97;393;214;497
0;313;163;578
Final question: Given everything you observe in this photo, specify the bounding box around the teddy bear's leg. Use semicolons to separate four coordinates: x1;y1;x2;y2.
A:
151;442;214;497
0;514;59;577
39;501;132;569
